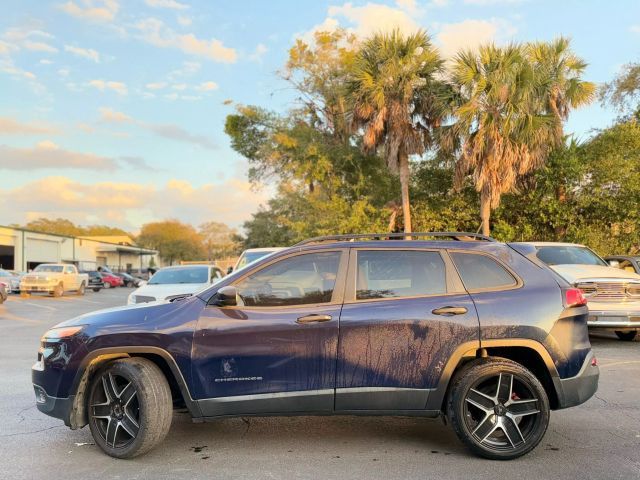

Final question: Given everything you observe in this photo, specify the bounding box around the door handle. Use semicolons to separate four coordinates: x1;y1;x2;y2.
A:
296;314;332;324
432;306;468;316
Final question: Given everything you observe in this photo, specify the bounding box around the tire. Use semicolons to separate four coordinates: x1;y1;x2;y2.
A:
87;357;173;459
93;288;101;293
615;330;637;341
77;282;86;296
104;282;111;289
52;283;64;297
447;358;550;460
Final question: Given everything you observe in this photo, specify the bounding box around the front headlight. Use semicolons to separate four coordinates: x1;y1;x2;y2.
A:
41;325;85;342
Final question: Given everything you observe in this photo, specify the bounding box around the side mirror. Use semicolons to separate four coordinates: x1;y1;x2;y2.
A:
608;260;620;268
227;266;233;274
212;285;237;307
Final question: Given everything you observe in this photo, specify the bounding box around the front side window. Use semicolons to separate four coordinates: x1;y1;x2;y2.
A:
235;251;341;307
450;252;516;291
356;250;446;300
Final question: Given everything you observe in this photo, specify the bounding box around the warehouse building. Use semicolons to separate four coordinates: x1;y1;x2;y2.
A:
0;226;158;273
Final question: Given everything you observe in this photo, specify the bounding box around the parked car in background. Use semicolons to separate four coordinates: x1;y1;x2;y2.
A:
604;255;640;274
229;247;286;273
115;272;142;288
127;264;224;305
34;232;598;460
7;271;24;293
81;271;104;292
512;242;640;341
100;271;124;289
20;264;89;297
0;269;20;293
0;282;7;304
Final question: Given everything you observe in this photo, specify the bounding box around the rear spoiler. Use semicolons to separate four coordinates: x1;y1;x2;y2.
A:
507;243;571;288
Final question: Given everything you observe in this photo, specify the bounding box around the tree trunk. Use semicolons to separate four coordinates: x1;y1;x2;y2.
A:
398;150;412;238
480;188;491;236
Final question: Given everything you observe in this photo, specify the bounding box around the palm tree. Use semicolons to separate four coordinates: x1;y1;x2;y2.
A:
450;43;555;236
347;29;446;235
528;37;596;141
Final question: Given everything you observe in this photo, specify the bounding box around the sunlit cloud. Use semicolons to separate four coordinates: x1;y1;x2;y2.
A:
436;18;517;58
88;79;128;95
58;0;119;23
0;116;59;135
65;44;101;62
145;0;189;10
134;17;237;63
0;141;118;170
0;176;269;229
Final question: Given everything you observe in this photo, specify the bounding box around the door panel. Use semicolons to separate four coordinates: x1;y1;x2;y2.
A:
193;304;341;415
335;248;479;411
336;294;479;410
191;249;347;417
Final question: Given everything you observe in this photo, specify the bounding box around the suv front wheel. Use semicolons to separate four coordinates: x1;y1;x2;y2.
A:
447;358;550;460
87;357;173;458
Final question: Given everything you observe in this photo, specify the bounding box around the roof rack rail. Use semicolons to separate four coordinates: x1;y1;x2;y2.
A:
294;232;496;246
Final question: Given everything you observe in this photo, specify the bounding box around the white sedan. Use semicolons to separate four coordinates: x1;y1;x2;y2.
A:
127;265;224;305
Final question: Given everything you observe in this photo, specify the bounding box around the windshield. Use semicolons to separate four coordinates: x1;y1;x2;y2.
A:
536;246;607;266
149;267;209;285
34;265;64;273
236;250;277;270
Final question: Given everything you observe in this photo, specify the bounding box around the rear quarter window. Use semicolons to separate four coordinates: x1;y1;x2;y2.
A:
450;252;517;291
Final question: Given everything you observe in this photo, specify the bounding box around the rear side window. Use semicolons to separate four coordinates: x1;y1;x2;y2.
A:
356;250;446;300
450;252;516;291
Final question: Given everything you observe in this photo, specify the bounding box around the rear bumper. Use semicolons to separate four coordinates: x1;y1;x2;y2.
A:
554;351;599;409
587;310;640;329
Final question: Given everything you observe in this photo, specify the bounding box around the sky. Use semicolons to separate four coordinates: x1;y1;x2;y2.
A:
1;0;639;233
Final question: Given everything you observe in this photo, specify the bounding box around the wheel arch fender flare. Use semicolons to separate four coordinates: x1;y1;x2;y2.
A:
68;346;202;429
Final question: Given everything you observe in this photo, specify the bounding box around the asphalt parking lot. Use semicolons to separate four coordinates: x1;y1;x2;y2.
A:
0;289;639;480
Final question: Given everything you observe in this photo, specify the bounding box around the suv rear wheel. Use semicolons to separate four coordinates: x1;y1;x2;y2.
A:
87;357;173;458
447;358;550;460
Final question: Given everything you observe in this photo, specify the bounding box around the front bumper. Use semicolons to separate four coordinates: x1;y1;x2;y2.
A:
587;310;640;329
554;351;599;409
33;383;74;425
21;283;56;293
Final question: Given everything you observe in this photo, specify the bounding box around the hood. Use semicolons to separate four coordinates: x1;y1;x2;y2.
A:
131;282;209;300
550;264;640;283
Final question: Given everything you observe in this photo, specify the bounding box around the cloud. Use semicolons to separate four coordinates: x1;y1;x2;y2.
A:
98;107;134;123
0;176;268;229
145;0;189;10
97;107;216;149
118;155;153;169
1;57;37;80
0;141;117;171
58;0;119;22
64;44;100;62
146;81;167;90
302;1;420;41
436;18;516;58
464;0;525;4
23;40;58;53
40;59;54;65
88;79;128;95
134;17;237;63
631;25;640;34
0;117;59;135
148;123;216;149
196;81;218;91
249;43;268;62
177;15;192;26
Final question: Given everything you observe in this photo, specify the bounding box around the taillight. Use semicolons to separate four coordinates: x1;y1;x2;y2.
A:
565;288;588;307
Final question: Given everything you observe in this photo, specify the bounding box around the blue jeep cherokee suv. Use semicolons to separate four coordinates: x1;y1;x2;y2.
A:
32;233;599;460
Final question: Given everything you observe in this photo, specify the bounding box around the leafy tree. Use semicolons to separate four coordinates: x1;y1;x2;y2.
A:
347;29;447;234
600;61;640;120
23;218;129;237
137;220;204;265
450;44;557;235
198;221;240;260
